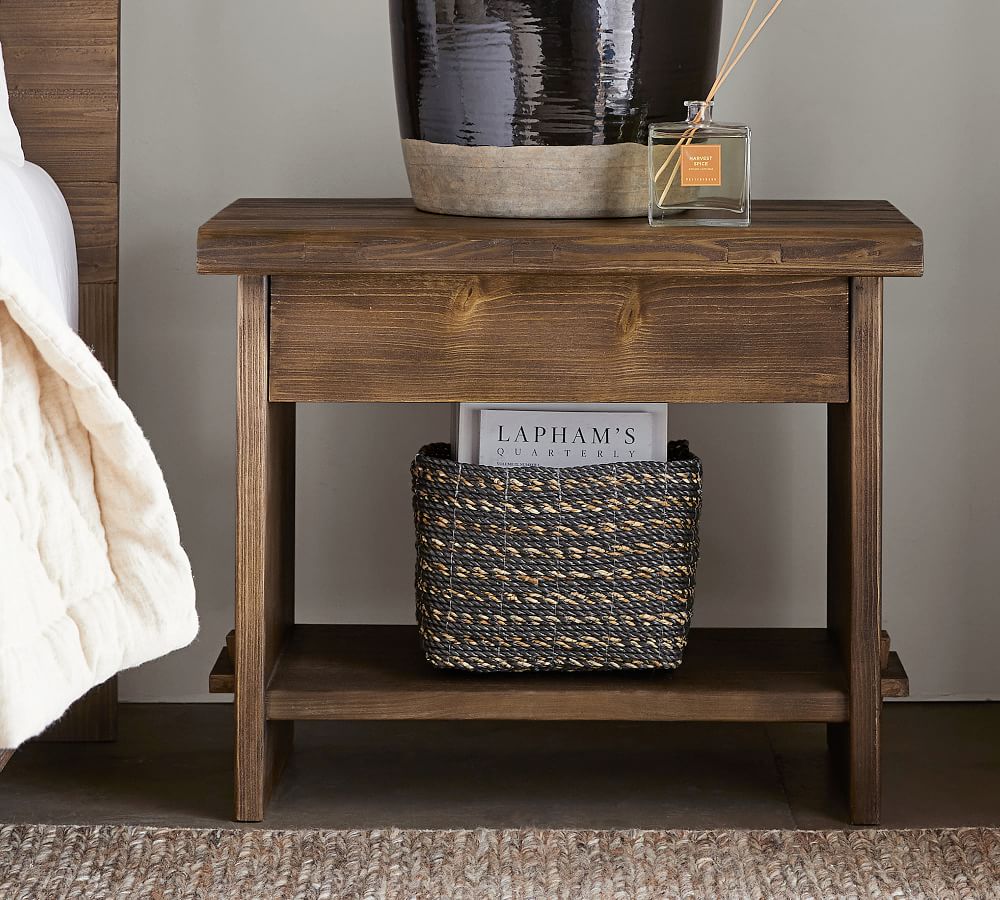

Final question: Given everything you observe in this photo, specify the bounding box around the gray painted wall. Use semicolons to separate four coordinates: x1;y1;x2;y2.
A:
120;1;1000;701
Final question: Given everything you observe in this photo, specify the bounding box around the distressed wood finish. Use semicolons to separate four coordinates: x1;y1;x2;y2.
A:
2;0;121;347
210;645;236;695
203;201;919;824
827;276;884;825
270;274;849;404
267;626;849;723
198;199;924;278
38;677;118;742
208;627;908;704
1;0;121;741
79;283;118;383
235;277;295;822
63;182;120;284
881;654;909;700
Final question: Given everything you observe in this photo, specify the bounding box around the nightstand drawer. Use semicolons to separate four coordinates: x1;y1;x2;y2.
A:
268;274;849;403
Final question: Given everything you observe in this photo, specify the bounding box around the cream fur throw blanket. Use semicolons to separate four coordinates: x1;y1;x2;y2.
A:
0;254;197;748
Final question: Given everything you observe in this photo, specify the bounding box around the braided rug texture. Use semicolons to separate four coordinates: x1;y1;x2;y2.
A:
1;826;998;900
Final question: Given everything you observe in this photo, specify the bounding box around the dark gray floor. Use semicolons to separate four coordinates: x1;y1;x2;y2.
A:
1;703;998;830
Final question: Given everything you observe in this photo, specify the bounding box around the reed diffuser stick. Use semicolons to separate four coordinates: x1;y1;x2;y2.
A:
716;0;759;88
716;0;785;86
655;0;785;206
653;0;759;183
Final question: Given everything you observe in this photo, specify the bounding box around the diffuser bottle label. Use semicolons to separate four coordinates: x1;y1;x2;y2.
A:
680;145;722;187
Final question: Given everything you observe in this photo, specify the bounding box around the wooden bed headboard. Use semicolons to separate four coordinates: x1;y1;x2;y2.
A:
2;0;120;382
1;0;119;743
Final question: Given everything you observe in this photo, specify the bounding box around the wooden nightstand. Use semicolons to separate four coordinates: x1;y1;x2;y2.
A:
198;199;923;824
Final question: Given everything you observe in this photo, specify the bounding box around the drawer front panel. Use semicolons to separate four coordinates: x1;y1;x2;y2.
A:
269;275;849;403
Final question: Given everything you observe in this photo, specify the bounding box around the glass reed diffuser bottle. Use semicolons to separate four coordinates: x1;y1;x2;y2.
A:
648;101;750;227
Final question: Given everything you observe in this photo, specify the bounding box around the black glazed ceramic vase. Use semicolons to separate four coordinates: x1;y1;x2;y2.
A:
390;0;723;218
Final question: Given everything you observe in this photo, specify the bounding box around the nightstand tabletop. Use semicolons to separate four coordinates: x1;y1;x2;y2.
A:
197;198;923;278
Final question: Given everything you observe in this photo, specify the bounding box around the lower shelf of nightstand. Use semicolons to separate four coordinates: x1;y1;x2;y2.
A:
209;624;908;723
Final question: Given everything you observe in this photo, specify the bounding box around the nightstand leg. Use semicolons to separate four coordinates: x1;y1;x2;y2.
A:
235;276;295;822
827;276;883;826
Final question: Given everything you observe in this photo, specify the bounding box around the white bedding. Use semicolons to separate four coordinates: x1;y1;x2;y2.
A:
0;227;197;749
0;158;78;329
0;53;197;748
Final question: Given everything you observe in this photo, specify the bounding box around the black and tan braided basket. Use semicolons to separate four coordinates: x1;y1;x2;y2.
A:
411;441;702;673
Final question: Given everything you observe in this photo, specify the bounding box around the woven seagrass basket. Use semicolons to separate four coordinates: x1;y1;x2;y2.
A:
411;441;702;673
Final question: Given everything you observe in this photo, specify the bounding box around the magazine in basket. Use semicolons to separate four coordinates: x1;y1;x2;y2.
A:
451;403;669;468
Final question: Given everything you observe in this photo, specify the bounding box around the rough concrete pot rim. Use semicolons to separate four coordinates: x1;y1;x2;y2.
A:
402;139;649;218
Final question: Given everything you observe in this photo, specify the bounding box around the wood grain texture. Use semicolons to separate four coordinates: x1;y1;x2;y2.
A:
881;653;909;699
208;629;911;705
1;0;120;743
257;625;849;724
0;0;119;46
269;275;849;403
198;199;924;278
63;182;119;283
78;283;118;383
827;276;884;825
0;749;13;773
2;0;119;185
38;677;118;742
880;630;891;670
209;646;235;695
0;0;120;282
205;201;919;820
6;87;118;182
235;277;295;822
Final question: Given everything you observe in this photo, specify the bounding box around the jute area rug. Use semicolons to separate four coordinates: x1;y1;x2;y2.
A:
1;825;998;900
